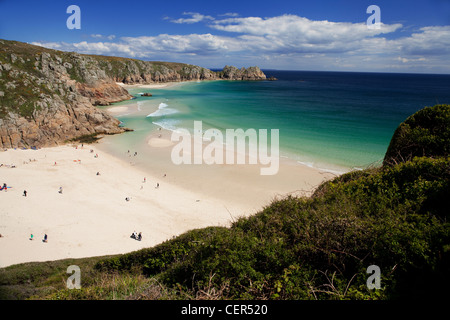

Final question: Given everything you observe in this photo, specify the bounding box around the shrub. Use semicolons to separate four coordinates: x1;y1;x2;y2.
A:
383;104;450;166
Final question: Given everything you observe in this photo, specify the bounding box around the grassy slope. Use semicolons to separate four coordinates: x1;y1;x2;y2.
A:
1;104;449;300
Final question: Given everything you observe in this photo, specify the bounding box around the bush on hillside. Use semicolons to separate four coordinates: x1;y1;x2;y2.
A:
383;104;450;166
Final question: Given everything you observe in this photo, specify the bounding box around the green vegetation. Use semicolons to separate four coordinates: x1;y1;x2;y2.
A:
1;102;448;299
384;104;450;166
0;40;60;119
66;133;101;144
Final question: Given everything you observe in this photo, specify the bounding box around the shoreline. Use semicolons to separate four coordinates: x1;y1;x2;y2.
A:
116;79;216;90
110;81;357;175
0;143;256;268
0;81;339;268
0;136;336;268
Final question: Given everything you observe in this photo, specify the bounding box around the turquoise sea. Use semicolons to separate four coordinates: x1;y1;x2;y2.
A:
103;70;450;173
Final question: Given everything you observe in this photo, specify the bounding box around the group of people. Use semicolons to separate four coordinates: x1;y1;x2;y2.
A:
29;233;48;242
130;231;142;241
0;164;16;168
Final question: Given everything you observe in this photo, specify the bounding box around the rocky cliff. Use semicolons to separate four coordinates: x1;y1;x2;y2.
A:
0;39;267;149
218;65;267;80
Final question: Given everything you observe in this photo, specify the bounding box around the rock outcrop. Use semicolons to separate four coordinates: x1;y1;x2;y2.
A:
219;65;267;81
0;39;268;149
0;40;132;149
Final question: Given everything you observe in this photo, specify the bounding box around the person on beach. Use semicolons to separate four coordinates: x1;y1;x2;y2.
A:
156;183;159;188
43;234;47;243
143;177;146;183
23;190;27;197
137;232;142;241
59;187;63;194
30;234;33;240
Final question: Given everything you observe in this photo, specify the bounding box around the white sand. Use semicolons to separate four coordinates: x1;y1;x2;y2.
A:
117;82;184;89
0;141;336;268
147;137;175;148
106;106;130;114
0;145;244;267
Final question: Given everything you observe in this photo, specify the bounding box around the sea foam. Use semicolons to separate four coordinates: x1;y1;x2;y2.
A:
146;102;178;117
152;119;183;133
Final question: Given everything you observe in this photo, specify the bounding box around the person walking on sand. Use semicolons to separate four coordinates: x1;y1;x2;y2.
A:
23;190;27;197
43;234;48;243
30;234;33;240
59;187;63;194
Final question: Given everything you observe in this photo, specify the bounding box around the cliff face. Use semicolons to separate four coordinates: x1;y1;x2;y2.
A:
0;39;267;149
89;56;266;84
0;40;131;149
219;65;267;80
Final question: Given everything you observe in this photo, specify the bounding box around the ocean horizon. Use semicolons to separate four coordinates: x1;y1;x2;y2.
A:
103;69;450;174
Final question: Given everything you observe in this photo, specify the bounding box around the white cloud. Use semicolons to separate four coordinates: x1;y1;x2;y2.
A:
210;14;402;55
219;13;239;17
395;26;450;56
31;14;450;73
397;57;427;63
90;34;116;41
121;33;232;55
170;12;214;24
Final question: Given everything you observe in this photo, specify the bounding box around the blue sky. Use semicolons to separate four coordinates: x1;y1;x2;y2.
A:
1;0;450;73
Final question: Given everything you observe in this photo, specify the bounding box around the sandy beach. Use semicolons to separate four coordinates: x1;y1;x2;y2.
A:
0;87;338;268
0;144;244;267
117;81;189;89
0;140;335;268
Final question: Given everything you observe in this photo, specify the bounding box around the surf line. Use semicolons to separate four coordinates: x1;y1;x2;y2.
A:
170;120;279;175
